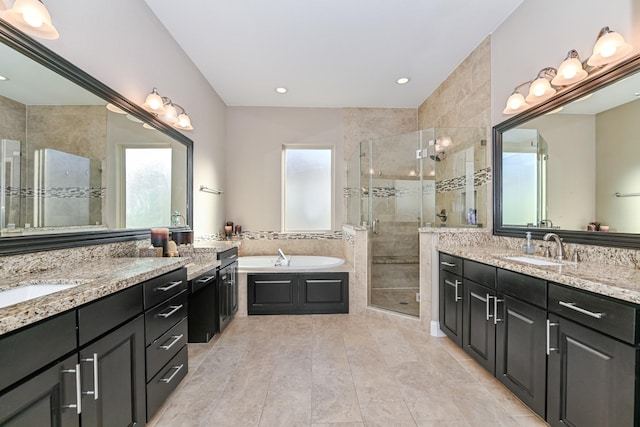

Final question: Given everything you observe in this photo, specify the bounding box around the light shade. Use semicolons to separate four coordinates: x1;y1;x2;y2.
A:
552;54;588;86
502;92;530;115
588;28;632;67
1;0;59;40
162;102;178;124
174;113;193;131
526;77;556;104
142;88;165;113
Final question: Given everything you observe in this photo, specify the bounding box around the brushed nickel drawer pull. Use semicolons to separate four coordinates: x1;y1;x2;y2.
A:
486;294;493;321
196;276;215;283
62;363;82;414
441;261;456;267
494;297;503;324
159;364;184;383
156;281;183;292
157;304;183;318
81;353;99;400
546;319;559;355
559;301;604;319
160;334;184;350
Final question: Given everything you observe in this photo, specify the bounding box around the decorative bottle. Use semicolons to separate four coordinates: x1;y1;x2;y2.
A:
522;231;536;255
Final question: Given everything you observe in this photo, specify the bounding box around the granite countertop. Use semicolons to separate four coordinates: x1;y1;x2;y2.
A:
0;257;191;336
438;245;640;305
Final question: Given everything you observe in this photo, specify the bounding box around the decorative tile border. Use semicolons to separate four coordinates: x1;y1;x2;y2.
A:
436;167;491;193
4;186;107;198
196;231;344;242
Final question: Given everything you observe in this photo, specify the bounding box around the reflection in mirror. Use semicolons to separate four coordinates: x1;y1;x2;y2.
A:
494;54;640;247
0;34;188;237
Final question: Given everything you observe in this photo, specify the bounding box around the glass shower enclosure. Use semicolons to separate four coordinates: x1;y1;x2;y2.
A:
346;127;487;317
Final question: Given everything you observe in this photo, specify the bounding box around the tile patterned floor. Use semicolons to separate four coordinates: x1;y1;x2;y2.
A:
370;288;420;317
148;315;548;427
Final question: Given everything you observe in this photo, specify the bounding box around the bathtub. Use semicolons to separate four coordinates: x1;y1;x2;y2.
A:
238;255;345;271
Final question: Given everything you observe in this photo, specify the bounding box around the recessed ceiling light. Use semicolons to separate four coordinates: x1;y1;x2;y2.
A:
396;77;410;85
0;75;8;81
275;87;288;94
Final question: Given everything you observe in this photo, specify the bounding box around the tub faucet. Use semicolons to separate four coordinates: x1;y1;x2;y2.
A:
275;248;289;266
543;233;565;260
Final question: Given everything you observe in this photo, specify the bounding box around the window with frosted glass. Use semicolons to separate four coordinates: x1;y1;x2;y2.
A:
125;147;172;228
283;147;333;232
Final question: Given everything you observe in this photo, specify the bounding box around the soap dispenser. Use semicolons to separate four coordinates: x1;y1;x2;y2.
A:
522;232;536;255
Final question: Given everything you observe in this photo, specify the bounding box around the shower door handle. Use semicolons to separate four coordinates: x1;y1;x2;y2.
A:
372;218;379;235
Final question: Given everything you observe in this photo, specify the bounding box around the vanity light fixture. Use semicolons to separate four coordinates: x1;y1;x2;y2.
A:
142;88;165;113
106;103;126;114
141;88;194;131
503;81;531;115
587;26;633;67
526;67;557;104
552;50;588;86
1;0;59;40
396;77;410;85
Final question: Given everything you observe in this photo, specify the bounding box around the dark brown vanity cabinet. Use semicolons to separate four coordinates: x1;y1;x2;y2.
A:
546;283;639;427
495;270;547;418
438;253;463;347
248;272;349;315
462;260;497;374
143;268;188;421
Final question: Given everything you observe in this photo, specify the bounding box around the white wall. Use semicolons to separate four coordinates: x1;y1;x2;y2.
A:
226;107;344;231
491;0;640;126
39;0;227;236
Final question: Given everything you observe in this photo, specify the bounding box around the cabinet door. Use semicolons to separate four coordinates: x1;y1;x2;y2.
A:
462;280;495;374
80;315;145;427
439;270;463;347
547;314;637;427
299;272;349;314
496;295;546;417
0;354;79;427
247;274;297;315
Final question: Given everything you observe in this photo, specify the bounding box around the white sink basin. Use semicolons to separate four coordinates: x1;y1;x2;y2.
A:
504;256;563;266
0;280;87;309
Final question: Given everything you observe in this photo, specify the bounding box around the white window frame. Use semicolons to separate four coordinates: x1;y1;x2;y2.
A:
281;145;335;233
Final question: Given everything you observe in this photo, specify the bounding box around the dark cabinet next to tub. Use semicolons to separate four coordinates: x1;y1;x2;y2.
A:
248;272;348;315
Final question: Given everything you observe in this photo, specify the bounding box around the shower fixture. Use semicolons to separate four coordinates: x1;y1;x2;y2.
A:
430;152;446;162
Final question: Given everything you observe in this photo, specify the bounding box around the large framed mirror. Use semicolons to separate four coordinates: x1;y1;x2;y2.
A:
493;53;640;248
0;20;193;255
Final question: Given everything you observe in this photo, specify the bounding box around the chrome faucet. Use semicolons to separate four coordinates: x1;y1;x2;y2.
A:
543;233;565;260
275;248;289;266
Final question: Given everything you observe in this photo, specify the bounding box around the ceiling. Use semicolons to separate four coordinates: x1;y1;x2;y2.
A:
144;0;523;109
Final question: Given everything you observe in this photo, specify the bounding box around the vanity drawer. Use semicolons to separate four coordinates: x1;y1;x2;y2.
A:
145;290;187;345
463;260;495;289
548;283;639;345
143;268;187;310
78;284;143;346
146;344;188;420
439;253;462;276
146;316;188;381
0;311;77;392
497;269;546;308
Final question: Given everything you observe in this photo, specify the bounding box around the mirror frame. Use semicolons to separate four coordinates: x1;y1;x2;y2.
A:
0;20;194;255
493;53;640;249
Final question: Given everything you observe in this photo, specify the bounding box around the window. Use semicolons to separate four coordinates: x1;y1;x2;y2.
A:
123;147;172;228
282;146;333;232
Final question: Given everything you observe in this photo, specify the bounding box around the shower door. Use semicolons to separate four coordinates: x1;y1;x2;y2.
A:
367;131;431;317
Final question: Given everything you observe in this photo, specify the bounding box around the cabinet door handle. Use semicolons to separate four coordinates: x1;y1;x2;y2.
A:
159;364;184;383
62;363;82;414
160;334;184;350
546;319;559;355
81;353;99;400
157;304;183;318
493;297;503;324
445;279;462;302
155;280;183;292
486;294;493;321
441;261;456;267
227;254;237;259
196;276;215;283
558;301;604;319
